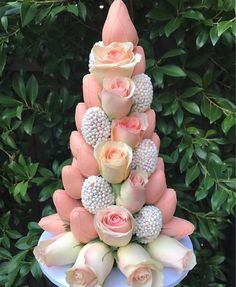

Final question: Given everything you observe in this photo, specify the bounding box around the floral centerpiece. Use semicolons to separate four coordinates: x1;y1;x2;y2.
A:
34;1;196;286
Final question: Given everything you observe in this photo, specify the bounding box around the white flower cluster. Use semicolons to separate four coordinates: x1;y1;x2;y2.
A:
81;107;111;147
81;176;115;214
134;205;162;244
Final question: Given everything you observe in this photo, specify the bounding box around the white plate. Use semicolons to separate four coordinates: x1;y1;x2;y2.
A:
38;232;192;287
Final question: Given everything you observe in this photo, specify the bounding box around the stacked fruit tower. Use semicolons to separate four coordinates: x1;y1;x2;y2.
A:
34;1;196;286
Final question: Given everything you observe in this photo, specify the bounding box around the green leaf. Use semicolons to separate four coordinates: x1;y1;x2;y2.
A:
208;256;225;265
186;71;202;86
26;75;38;105
67;4;79;16
201;97;222;123
173;107;183;127
161;48;186;59
164;18;181;37
202;69;213;88
211;188;227;210
221;115;235;134
196;30;208;49
78;2;86;21
60;60;70;80
232;21;236;36
195;187;209;201
14;182;28;197
182;10;205;21
181;101;201;115
210;26;220;46
1;16;8;32
146;7;173;21
0;95;21;106
217;21;232;37
152;68;163;87
30;259;42;279
159;65;186;77
180;87;203;98
6;230;22;239
23;115;35;135
12;74;26;100
21;3;37;27
0;46;6;76
185;163;200;185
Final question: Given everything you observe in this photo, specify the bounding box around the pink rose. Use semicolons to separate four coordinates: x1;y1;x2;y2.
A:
94;205;134;247
116;169;148;213
147;235;196;273
111;113;148;148
117;243;164;287
66;242;114;287
89;42;141;83
94;141;132;184
100;77;135;119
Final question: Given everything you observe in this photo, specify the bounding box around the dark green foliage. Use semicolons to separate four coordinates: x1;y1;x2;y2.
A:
0;0;235;286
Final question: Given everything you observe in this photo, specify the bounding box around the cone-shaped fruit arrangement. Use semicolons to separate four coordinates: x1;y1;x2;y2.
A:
34;1;196;286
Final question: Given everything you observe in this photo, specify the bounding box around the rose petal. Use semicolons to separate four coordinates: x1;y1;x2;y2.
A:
53;189;82;221
161;217;195;239
102;0;138;46
62;165;85;199
70;207;98;243
83;74;101;108
154;188;177;223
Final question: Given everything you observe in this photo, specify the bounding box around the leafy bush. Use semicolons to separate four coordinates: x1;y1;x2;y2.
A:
0;0;235;286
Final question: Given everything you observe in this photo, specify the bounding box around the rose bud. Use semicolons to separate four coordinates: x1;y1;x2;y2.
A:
66;242;114;287
33;232;81;267
89;42;141;83
111;113;148;148
94;141;132;184
117;243;164;287
38;213;65;235
100;77;135;119
116;169;148;213
102;0;138;46
94;205;134;247
147;235;196;273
